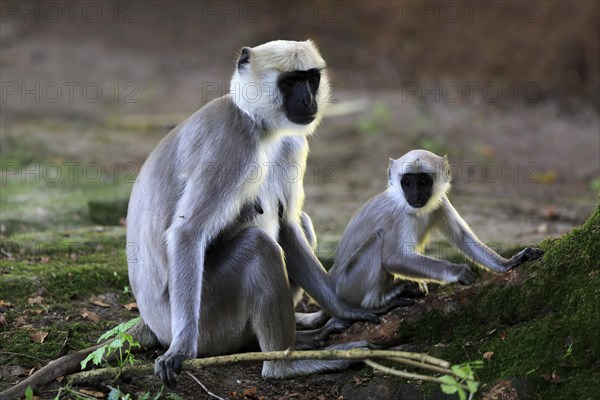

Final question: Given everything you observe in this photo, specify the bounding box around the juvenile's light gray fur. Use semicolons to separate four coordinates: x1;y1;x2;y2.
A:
327;149;543;310
127;40;375;385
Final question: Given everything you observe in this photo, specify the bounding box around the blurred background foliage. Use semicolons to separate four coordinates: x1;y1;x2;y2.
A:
1;0;598;240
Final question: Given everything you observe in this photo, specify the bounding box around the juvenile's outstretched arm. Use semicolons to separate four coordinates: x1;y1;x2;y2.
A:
437;198;543;273
384;250;477;285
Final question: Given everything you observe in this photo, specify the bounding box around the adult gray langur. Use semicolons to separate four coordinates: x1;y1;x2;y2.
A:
326;149;544;310
126;40;377;386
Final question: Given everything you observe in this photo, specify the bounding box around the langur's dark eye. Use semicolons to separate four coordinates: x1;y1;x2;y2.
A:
284;77;295;87
401;177;411;187
309;75;320;85
419;178;430;186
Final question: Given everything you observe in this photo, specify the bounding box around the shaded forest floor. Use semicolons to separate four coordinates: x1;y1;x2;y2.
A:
1;205;598;399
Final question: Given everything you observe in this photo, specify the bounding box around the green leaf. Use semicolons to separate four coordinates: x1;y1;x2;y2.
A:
463;365;474;376
441;384;459;394
108;387;122;400
452;365;469;379
81;346;107;369
80;353;94;370
467;380;480;393
25;386;33;400
439;375;458;385
120;316;141;331
120;333;133;342
98;327;119;342
439;375;459;394
127;354;136;366
457;386;467;400
99;317;140;341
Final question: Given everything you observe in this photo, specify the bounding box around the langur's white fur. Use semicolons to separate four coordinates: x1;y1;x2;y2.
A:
387;150;452;216
230;40;330;133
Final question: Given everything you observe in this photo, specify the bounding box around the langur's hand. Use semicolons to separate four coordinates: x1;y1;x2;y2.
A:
155;351;187;387
454;263;477;285
505;247;544;270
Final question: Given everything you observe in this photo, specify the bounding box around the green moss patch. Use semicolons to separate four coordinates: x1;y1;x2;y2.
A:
397;204;600;398
0;229;136;388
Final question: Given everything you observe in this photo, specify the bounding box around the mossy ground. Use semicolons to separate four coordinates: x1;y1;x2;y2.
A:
395;204;600;399
0;229;135;370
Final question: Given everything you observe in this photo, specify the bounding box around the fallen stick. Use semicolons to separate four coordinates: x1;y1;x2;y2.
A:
67;348;452;386
0;343;105;400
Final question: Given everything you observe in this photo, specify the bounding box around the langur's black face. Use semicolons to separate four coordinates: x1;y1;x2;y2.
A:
401;173;434;208
278;69;321;125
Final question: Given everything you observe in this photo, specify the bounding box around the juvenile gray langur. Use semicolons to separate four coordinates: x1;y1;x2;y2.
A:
328;149;544;310
126;40;376;386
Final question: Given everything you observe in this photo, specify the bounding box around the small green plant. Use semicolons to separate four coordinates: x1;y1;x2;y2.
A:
108;386;164;400
439;360;483;400
24;386;34;400
562;342;574;360
80;317;141;379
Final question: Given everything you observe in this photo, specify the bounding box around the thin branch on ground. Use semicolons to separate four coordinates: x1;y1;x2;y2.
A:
67;348;454;386
365;359;469;391
184;371;226;400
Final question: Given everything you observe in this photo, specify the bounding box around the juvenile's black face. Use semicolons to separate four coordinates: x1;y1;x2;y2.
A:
277;68;321;125
400;173;434;208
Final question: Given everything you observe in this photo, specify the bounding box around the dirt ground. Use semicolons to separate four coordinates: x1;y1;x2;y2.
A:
1;1;599;399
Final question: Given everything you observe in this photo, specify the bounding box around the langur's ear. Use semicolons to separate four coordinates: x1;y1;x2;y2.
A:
388;158;394;185
442;155;451;182
237;47;251;69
